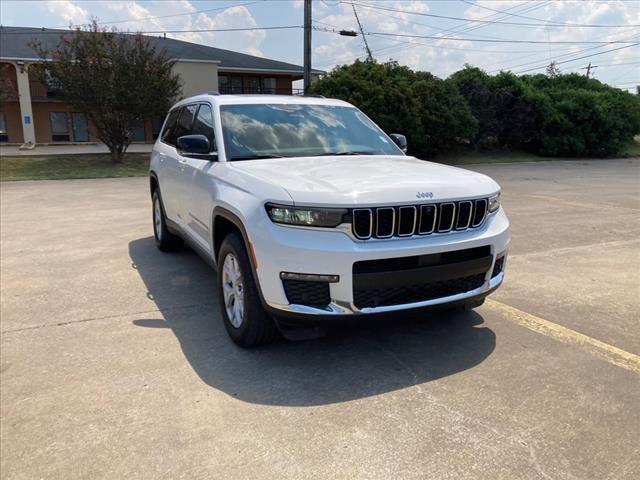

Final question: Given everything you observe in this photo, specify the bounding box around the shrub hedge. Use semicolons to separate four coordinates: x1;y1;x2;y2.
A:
309;61;640;158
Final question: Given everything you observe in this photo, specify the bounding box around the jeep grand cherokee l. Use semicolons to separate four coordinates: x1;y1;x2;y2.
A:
150;93;509;347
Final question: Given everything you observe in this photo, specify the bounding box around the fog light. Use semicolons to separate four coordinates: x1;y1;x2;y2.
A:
280;272;339;283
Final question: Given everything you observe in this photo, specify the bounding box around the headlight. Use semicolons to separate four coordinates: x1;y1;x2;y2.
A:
488;192;501;213
265;204;347;227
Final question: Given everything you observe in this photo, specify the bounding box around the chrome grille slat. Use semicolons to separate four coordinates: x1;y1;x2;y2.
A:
437;203;456;233
418;204;437;235
455;201;473;230
397;206;417;236
376;207;395;238
352;208;373;239
350;198;489;240
472;199;487;228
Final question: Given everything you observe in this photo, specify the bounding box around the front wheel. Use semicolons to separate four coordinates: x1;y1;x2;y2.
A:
217;233;279;347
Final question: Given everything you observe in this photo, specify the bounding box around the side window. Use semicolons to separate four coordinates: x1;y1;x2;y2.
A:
172;104;198;140
161;108;181;146
191;104;216;151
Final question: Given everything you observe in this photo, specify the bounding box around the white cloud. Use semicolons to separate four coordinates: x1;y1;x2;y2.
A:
50;0;268;57
45;0;89;26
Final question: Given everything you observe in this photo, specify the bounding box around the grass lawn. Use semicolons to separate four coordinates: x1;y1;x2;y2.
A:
2;140;639;181
436;139;640;166
0;153;150;181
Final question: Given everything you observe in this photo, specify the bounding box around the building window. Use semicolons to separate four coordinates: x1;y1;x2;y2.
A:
71;113;89;142
44;69;60;98
262;77;277;94
50;112;70;141
219;75;243;94
248;77;260;94
0;111;7;142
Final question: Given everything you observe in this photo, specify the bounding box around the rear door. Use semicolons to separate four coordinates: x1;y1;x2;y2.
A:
181;103;219;253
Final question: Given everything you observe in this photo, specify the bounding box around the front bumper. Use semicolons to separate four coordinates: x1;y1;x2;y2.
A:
250;208;510;317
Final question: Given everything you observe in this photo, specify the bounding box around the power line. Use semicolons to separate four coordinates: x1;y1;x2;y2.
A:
0;26;302;35
348;1;640;28
365;32;639;45
486;32;639;73
459;0;593;26
514;43;640;74
595;60;640;67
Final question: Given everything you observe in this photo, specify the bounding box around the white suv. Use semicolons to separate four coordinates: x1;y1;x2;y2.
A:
150;93;509;347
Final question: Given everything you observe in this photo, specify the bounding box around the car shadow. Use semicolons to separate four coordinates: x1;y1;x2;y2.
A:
129;236;496;406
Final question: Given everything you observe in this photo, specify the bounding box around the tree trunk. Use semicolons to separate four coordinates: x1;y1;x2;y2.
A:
110;146;124;163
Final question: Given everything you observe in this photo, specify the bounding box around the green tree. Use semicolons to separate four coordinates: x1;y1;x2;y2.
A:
522;73;640;157
309;60;476;157
31;21;181;162
449;66;543;150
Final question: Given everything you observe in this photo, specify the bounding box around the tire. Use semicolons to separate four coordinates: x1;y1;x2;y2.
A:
217;232;279;347
152;190;183;252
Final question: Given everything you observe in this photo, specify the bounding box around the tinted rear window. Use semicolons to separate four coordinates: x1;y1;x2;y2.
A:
161;109;181;146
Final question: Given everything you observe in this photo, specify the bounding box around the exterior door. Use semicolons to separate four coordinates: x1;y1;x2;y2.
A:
71;113;89;142
182;103;218;253
155;107;184;222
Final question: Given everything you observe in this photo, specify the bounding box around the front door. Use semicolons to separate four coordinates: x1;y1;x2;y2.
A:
71;113;89;142
181;103;219;253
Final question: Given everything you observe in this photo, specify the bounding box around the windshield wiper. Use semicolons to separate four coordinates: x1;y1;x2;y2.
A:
318;151;378;156
230;154;284;161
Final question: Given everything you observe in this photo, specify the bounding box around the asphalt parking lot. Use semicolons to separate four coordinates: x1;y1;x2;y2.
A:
1;158;639;479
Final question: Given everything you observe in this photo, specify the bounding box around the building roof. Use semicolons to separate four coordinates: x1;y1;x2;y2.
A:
0;26;324;75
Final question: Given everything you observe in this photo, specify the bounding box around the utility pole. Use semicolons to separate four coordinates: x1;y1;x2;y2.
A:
351;3;372;61
582;62;598;78
303;0;312;94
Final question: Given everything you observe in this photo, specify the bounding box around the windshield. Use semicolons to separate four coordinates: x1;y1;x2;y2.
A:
219;103;403;161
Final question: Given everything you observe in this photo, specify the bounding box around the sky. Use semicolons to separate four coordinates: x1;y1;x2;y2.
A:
1;0;638;91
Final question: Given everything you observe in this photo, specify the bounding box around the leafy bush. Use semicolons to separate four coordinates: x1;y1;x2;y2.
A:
449;66;544;150
309;60;476;157
522;74;640;157
312;60;640;158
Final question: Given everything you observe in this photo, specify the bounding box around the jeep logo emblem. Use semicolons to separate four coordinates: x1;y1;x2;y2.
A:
416;192;434;199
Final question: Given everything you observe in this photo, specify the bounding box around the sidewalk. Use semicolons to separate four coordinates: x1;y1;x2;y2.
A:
0;143;153;156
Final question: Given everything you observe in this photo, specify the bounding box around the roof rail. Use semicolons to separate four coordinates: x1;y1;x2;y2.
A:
304;94;325;98
206;91;220;96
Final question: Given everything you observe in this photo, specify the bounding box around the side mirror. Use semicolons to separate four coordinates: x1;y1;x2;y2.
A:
389;133;407;153
176;135;211;156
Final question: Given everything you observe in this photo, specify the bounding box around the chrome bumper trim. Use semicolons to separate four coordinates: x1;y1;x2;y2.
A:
270;271;504;316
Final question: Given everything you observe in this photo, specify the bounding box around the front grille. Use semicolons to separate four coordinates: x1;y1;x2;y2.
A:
352;246;492;309
282;280;330;307
353;273;486;309
350;198;488;240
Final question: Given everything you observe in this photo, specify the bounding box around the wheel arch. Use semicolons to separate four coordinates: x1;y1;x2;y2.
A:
211;206;269;308
149;171;159;196
211;206;253;267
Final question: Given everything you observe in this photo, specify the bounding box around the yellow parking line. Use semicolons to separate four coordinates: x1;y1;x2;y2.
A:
486;299;640;375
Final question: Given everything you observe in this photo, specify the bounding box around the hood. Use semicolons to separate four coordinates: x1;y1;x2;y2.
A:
230;155;499;206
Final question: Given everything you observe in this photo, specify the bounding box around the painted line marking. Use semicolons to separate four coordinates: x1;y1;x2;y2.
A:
486;299;640;375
